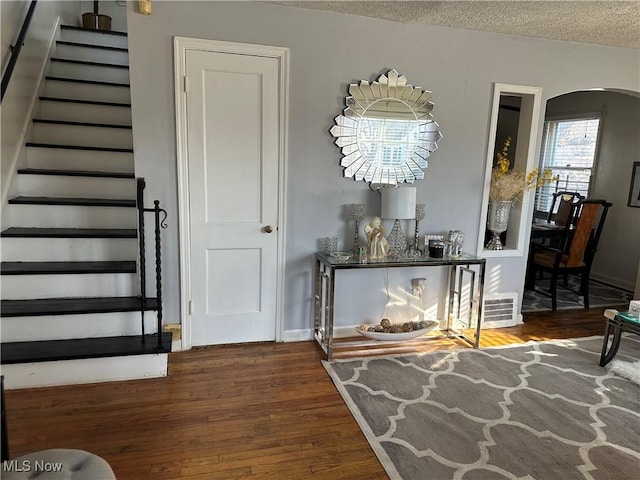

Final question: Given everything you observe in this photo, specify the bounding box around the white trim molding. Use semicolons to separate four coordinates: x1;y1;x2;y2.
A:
1;16;61;208
477;83;543;258
173;37;289;351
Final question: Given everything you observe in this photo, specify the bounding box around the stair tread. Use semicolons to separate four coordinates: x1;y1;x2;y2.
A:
8;196;136;207
51;57;129;69
1;296;157;317
0;227;137;238
45;76;129;87
56;40;128;53
17;168;134;179
61;25;128;37
1;261;136;275
39;96;131;107
26;142;133;153
33;118;132;129
1;332;171;364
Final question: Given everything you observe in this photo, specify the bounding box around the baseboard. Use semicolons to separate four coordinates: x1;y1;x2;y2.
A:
282;325;360;342
282;329;313;342
590;272;635;293
2;353;168;390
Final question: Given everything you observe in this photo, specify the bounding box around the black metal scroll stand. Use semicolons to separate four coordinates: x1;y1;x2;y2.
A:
137;179;169;350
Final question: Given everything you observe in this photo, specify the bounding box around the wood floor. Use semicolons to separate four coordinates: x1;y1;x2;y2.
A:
3;307;621;480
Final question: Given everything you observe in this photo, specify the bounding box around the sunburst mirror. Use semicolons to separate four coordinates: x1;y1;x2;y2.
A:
330;69;443;189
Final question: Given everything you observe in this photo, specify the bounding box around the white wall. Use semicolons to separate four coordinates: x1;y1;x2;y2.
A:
124;1;640;337
1;0;82;206
544;91;640;292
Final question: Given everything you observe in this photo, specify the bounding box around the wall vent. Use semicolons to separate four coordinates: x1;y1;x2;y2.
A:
482;292;522;328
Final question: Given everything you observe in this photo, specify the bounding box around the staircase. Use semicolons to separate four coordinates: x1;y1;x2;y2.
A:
0;25;171;389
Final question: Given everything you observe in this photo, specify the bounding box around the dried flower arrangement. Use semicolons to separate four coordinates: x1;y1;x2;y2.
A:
489;136;556;202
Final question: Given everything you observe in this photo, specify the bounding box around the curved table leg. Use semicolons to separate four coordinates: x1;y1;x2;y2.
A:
600;323;622;367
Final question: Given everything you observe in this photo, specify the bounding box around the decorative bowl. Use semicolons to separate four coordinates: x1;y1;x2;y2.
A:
355;320;439;341
330;251;352;261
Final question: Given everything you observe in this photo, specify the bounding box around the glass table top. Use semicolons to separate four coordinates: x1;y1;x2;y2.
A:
316;251;486;267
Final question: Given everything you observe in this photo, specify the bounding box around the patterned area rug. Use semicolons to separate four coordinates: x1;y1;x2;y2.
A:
323;336;640;480
522;275;632;312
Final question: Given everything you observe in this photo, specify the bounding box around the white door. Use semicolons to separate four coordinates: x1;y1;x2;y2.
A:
185;49;280;346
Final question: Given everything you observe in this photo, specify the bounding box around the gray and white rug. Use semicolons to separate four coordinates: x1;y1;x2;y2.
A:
522;276;632;312
324;336;640;480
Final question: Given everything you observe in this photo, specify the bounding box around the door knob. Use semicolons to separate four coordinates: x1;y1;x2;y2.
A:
264;225;274;233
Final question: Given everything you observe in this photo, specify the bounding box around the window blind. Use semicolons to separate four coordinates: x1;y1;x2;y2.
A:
534;116;601;214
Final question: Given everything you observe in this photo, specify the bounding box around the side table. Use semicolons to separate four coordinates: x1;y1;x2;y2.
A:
599;309;640;366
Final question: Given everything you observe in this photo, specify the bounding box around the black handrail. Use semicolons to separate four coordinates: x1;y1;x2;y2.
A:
136;178;168;350
1;1;38;102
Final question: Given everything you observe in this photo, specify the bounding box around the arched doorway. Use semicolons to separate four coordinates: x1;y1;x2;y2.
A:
534;89;640;298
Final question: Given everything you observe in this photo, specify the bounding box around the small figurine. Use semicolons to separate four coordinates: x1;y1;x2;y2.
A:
364;216;389;260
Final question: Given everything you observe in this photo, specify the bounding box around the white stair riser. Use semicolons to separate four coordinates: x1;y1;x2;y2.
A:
1;312;158;342
26;146;134;172
1;273;138;299
31;122;133;149
7;205;137;228
55;43;129;66
60;29;128;49
18;175;135;199
1;237;137;262
2;354;168;390
43;80;131;103
37;100;131;125
50;61;130;84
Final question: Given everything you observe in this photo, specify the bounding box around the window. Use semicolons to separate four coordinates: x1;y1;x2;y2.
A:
534;115;601;215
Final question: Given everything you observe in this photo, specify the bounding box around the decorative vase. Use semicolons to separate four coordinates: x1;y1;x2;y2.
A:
486;200;512;250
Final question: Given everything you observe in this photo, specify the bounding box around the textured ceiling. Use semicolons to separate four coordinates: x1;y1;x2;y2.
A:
274;1;640;49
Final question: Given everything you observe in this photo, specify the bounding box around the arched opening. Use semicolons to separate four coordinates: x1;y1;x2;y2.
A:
530;88;640;304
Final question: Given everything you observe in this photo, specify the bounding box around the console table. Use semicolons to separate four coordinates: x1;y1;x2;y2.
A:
313;252;486;359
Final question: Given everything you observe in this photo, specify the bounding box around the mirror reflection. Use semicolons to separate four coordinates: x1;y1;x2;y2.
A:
331;69;442;188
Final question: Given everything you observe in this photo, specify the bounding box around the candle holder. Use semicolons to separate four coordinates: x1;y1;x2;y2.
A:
350;204;366;254
410;204;426;256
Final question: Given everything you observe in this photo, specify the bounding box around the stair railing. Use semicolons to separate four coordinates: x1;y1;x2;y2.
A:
136;178;168;350
1;1;38;101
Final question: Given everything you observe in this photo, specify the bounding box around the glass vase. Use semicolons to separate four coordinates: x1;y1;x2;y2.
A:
486;200;512;250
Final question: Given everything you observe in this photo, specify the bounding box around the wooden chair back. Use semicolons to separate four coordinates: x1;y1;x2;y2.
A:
547;191;585;226
564;199;612;267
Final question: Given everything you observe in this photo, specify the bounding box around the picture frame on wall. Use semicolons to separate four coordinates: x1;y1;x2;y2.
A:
629;162;640;208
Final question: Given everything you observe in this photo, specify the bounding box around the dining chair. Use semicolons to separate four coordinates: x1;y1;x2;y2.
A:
546;191;585;226
526;199;613;311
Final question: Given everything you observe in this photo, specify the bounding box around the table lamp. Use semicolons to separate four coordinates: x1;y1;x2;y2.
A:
381;187;416;258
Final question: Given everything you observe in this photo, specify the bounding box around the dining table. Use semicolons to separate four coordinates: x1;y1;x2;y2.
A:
530;218;570;241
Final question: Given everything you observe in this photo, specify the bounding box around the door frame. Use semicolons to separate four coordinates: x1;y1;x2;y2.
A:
173;37;289;350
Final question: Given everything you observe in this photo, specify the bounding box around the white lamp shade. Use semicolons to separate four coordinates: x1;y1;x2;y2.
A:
381;187;417;219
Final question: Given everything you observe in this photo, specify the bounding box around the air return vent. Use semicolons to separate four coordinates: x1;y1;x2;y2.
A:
482;292;522;328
